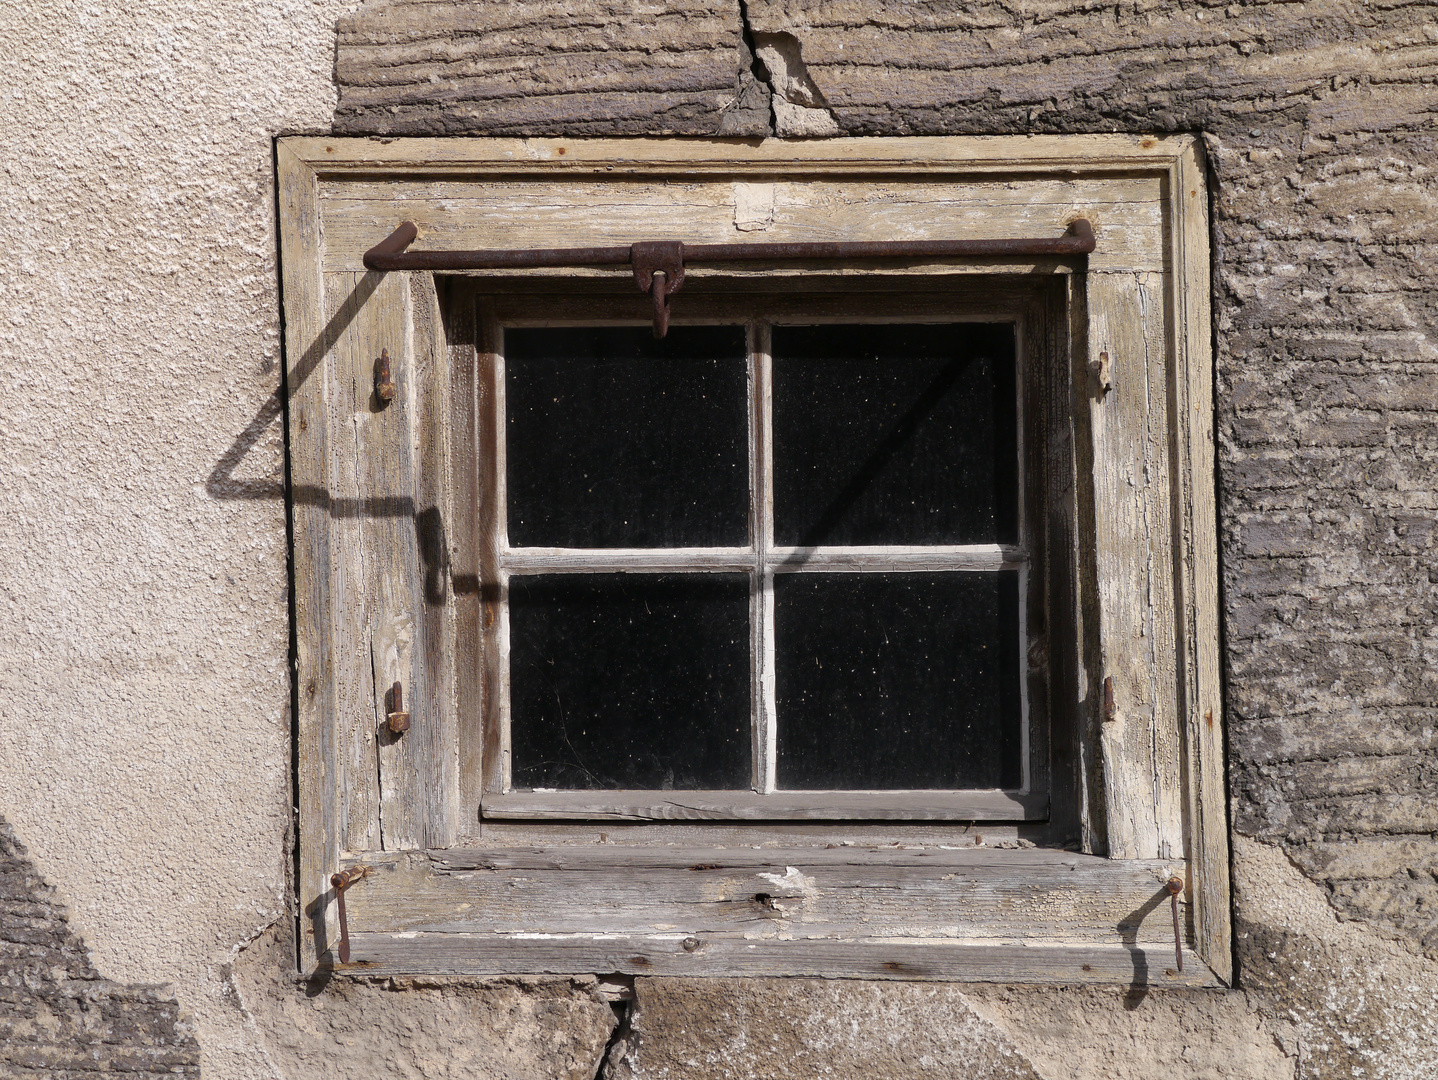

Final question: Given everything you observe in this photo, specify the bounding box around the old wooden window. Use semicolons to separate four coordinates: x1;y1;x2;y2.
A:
480;306;1041;823
279;135;1230;986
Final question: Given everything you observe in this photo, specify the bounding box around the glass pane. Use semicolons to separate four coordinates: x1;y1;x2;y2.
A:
774;572;1022;790
509;574;751;790
771;323;1018;547
505;326;749;548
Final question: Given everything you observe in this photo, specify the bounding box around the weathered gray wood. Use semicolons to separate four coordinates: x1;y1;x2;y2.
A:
481;790;1044;821
475;299;508;804
342;271;427;850
341;933;1216;986
751;322;776;792
278;145;338;969
443;287;484;833
341;847;1195;969
324;271;384;855
1168;147;1231;984
496;545;1026;573
281;135;1228;982
316;176;1163;276
412;273;460;848
1086;271;1184;861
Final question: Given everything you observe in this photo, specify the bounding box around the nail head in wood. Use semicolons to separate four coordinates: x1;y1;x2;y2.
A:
375;348;396;403
387;680;410;734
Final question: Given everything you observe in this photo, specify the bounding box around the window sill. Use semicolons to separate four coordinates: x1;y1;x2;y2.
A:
333;845;1221;986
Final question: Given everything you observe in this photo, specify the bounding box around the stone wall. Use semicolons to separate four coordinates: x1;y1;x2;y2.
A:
0;817;199;1078
5;0;1438;1076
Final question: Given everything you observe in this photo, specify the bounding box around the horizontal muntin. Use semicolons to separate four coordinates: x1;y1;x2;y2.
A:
499;544;1028;574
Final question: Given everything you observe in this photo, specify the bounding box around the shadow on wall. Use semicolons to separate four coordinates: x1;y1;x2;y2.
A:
0;814;201;1075
206;272;465;602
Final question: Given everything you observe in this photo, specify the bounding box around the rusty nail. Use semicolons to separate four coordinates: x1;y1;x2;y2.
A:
1093;350;1113;394
1167;875;1184;973
1102;676;1116;722
682;936;701;952
375;349;396;403
329;865;370;965
387;681;410;734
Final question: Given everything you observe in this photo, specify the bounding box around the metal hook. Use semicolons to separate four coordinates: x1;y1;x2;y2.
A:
1166;875;1184;972
330;865;370;964
630;240;685;339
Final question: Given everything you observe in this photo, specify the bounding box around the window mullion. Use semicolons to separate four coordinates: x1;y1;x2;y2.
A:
751;321;777;794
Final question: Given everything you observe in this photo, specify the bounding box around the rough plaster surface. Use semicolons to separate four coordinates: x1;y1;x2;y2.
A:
332;0;742;135
608;978;1042;1080
0;0;424;1074
230;926;617;1080
6;0;1438;1075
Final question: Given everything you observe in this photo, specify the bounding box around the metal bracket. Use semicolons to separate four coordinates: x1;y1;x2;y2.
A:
361;220;1096;343
630;241;685;338
330;865;370;964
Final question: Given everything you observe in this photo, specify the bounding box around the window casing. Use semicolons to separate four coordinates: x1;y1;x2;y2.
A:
278;135;1229;985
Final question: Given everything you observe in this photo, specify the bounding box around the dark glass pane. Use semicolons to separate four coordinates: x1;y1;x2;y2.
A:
774;572;1022;790
505;326;748;548
509;574;751;790
771;323;1018;547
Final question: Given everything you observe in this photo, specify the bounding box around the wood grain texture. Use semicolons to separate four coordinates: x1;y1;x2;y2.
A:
323;271;384;854
317;176;1163;277
278;146;338;969
1168;147;1231;984
481;790;1045;821
341;932;1217;984
412;273;461;848
1086;270;1184;861
278;136;1228;981
337;845;1205;980
444;288;485;830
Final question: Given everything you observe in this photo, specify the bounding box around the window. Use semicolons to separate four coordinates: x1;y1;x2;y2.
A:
483;309;1039;822
279;135;1229;986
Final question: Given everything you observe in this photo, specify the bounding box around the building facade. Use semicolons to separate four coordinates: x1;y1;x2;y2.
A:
3;1;1437;1077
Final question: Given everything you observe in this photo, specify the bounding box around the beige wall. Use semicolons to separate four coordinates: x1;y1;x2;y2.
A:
0;0;341;1072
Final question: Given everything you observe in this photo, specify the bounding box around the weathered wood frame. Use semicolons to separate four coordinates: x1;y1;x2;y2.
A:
278;135;1228;985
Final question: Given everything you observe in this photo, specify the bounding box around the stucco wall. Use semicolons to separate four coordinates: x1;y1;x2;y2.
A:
4;0;1438;1077
0;0;339;1072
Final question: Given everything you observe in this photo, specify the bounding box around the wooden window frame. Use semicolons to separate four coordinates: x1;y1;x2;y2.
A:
479;297;1047;823
278;134;1229;986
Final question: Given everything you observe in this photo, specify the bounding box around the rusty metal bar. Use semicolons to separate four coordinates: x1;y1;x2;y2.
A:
364;219;1094;336
362;219;1095;272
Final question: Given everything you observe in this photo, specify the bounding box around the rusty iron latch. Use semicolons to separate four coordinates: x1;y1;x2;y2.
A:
361;220;1096;340
330;865;370;965
630;241;685;339
1167;875;1184;972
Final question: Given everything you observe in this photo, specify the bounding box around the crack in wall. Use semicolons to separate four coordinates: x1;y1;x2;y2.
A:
594;991;636;1080
720;0;773;136
724;2;839;138
750;30;839;137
